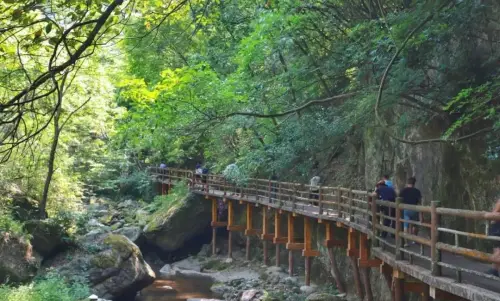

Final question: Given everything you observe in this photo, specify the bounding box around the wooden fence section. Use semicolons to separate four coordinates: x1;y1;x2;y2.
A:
150;167;500;301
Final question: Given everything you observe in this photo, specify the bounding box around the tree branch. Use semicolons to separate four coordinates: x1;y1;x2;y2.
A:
223;92;357;119
2;0;124;110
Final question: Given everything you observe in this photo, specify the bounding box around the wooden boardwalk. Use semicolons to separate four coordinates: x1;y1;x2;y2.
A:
151;168;500;301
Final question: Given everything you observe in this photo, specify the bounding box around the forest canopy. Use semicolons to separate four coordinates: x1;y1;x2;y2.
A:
0;0;499;216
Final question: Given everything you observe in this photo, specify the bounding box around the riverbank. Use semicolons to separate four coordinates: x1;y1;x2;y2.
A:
138;246;346;301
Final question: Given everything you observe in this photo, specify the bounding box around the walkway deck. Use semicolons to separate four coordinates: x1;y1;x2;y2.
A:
151;168;500;301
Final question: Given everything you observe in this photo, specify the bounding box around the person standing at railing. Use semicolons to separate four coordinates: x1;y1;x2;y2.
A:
399;177;422;247
486;199;500;277
309;176;320;206
374;180;396;238
201;166;209;190
195;162;203;184
159;163;167;169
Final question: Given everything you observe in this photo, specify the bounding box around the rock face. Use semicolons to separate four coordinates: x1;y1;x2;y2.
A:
143;193;211;252
48;233;155;300
24;219;67;257
0;234;41;282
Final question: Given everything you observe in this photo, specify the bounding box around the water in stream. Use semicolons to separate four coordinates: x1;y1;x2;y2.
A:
139;277;218;301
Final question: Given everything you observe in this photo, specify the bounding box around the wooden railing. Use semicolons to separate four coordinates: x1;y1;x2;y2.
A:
150;167;500;290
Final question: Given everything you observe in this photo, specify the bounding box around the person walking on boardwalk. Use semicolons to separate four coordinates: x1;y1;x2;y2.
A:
383;174;393;188
486;199;500;276
309;176;320;206
195;162;203;184
373;180;396;238
399;177;422;247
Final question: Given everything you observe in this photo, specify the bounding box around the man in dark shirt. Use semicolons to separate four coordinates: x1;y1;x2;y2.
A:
399;177;422;241
374;180;396;238
485;199;500;276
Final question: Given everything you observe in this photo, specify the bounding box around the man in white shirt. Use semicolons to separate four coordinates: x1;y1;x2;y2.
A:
309;176;320;205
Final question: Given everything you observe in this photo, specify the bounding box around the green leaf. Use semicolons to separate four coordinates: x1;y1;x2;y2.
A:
45;23;53;34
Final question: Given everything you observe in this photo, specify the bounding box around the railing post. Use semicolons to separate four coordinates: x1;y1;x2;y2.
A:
292;185;298;210
278;182;282;206
455;231;462;282
223;178;227;197
318;186;323;215
348;189;354;221
431;201;441;276
191;171;195;190
337;188;342;218
268;179;272;203
395;197;403;260
370;195;378;247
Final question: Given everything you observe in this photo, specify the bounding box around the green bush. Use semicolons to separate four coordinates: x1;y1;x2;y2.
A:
0;207;27;238
144;181;189;214
142;182;189;229
0;274;89;301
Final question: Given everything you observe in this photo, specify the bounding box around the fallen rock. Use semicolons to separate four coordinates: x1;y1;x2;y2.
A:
78;228;110;245
87;219;110;230
112;226;143;245
143;193;211;252
305;293;343;301
48;233;155;300
99;212;118;226
0;234;41;283
240;289;264;301
159;263;214;282
173;257;202;272
198;244;211;257
210;284;233;296
24;219;67;257
300;285;318;295
110;221;124;231
117;199;138;209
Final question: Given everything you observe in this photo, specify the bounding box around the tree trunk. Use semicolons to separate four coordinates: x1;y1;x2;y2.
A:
40;106;61;219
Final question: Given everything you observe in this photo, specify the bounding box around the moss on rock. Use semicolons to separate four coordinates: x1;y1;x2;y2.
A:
103;234;140;258
90;249;121;269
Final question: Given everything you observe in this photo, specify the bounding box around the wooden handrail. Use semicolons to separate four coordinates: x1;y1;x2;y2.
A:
149;167;500;288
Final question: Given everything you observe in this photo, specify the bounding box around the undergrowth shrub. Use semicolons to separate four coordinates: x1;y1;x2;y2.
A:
143;181;189;229
0;207;28;238
144;181;189;213
0;273;89;301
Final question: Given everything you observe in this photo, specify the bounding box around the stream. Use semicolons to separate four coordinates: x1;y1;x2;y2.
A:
139;277;219;301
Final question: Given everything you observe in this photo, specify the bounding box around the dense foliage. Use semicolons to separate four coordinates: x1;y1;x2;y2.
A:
116;0;500;182
0;0;498;298
0;0;499;220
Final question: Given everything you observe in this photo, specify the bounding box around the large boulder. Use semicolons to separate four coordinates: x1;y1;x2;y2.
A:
143;193;211;252
24;219;67;257
0;233;42;282
47;233;155;300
